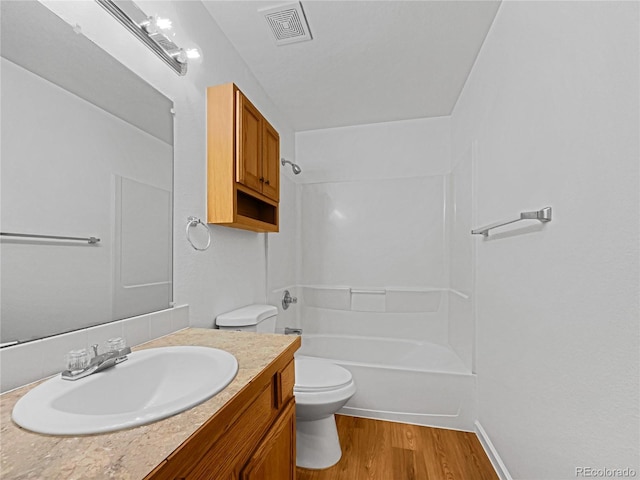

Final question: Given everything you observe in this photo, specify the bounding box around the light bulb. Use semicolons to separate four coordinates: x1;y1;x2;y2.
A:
155;17;172;31
186;48;201;60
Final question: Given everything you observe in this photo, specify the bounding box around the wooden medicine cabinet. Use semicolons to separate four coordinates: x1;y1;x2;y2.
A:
207;83;280;232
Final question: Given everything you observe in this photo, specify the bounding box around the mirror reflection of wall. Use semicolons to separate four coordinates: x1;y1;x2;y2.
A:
0;1;174;346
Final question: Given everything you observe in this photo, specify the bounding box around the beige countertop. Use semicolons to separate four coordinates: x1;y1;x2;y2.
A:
0;328;299;480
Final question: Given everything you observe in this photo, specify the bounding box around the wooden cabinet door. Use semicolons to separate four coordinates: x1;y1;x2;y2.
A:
236;90;262;193
261;120;280;202
240;401;295;480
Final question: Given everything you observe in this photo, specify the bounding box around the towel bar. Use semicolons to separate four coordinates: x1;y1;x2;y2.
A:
471;207;552;237
0;232;100;244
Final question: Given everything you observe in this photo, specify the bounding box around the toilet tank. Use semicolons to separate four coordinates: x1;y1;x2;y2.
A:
215;304;278;333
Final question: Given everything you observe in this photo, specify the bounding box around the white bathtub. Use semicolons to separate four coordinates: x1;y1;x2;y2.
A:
296;334;476;431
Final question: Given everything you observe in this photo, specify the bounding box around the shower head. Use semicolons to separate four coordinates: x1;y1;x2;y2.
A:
281;158;302;175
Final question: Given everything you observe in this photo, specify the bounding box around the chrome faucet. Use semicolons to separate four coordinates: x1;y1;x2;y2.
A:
62;340;131;381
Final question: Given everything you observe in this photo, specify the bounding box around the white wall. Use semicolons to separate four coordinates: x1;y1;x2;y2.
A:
296;117;451;183
451;2;640;478
37;0;297;329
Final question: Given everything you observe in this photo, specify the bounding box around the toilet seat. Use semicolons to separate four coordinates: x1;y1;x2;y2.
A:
294;358;353;393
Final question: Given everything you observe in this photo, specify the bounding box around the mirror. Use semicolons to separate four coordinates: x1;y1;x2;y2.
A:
0;1;174;346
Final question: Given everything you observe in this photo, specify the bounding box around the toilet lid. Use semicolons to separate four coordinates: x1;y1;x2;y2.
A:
294;358;353;393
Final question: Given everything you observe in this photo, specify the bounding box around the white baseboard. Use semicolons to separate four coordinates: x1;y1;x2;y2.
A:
475;421;513;480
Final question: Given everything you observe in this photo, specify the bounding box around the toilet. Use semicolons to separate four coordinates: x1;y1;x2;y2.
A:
216;304;356;470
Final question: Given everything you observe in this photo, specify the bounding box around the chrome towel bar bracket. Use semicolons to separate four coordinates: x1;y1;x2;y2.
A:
471;207;552;237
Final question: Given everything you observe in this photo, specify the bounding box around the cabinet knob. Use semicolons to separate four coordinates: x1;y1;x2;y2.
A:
264;180;270;185
259;177;264;182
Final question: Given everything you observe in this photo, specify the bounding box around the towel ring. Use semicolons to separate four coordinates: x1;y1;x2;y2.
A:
186;216;211;251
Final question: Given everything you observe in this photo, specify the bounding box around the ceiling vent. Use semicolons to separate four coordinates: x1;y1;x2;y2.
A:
260;2;312;46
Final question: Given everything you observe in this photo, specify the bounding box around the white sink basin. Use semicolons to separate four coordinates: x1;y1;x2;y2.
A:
12;346;238;435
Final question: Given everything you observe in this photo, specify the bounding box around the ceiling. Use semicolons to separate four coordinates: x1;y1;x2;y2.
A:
202;1;500;132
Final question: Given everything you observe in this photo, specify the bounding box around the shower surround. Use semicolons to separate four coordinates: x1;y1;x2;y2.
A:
292;117;476;430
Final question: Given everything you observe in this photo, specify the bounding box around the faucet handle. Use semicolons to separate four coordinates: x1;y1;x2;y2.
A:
106;337;127;353
65;349;90;372
282;290;298;310
91;344;99;357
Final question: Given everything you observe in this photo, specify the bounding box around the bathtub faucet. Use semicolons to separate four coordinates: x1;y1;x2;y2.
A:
284;327;302;335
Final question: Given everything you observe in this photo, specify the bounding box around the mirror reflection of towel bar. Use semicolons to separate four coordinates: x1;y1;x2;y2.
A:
0;232;100;244
471;207;552;237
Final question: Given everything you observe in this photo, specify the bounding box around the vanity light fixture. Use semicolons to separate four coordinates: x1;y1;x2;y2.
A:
95;0;191;75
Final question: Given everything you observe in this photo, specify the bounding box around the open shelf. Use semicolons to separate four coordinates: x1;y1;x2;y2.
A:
236;190;278;231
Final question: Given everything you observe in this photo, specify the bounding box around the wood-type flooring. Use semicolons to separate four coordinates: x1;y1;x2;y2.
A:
296;415;499;480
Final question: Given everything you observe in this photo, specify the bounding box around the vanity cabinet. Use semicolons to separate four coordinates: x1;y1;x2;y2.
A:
207;83;280;233
240;401;295;480
145;352;297;480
